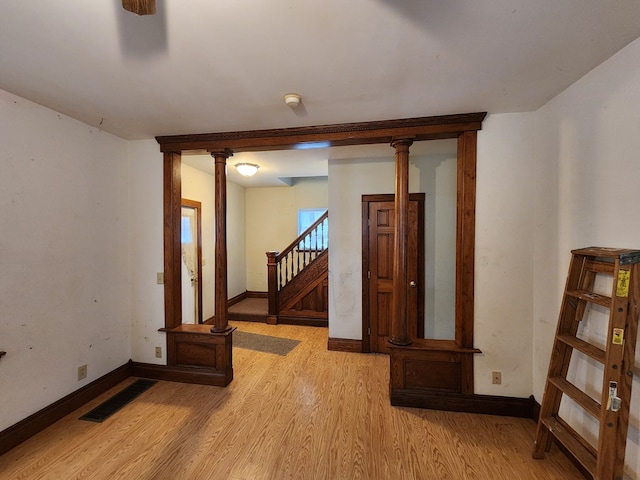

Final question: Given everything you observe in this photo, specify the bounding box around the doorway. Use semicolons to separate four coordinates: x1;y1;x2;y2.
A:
181;199;203;324
362;193;425;353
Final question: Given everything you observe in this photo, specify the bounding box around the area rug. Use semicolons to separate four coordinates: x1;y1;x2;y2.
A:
233;330;301;356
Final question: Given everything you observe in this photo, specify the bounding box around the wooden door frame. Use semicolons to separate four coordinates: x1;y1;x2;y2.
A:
362;193;425;353
156;112;485;368
181;198;203;324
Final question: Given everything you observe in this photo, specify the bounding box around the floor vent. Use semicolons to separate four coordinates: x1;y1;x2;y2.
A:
79;379;157;423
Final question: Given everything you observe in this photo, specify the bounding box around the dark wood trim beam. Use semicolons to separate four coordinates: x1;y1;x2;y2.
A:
156;113;487;153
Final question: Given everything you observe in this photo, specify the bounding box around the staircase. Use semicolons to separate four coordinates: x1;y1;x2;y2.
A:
266;211;328;327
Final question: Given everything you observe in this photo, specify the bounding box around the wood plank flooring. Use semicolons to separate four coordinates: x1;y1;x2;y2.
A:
0;322;583;479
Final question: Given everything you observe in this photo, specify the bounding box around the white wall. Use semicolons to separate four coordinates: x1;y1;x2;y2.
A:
328;155;457;341
128;140;165;364
533;37;640;478
0;90;131;430
227;180;247;299
245;177;328;291
475;113;536;397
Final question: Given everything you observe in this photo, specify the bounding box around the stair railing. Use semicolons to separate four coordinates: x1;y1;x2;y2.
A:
266;210;328;317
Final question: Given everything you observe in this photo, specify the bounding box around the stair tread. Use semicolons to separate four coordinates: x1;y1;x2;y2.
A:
566;289;612;308
557;334;606;363
540;417;596;476
548;377;601;419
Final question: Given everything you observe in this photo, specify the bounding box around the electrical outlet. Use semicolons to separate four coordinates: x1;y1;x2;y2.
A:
78;364;88;381
155;346;162;358
492;371;502;385
157;272;164;284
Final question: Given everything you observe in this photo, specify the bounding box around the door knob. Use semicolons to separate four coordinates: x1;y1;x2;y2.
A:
409;281;417;288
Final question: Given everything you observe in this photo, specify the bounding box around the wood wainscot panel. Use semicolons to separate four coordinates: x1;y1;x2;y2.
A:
161;324;235;386
389;339;535;418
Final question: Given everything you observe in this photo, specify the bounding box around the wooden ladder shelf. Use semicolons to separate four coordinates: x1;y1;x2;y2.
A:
533;247;640;480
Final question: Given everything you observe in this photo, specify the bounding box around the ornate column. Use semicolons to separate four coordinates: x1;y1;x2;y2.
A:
389;138;414;346
211;149;233;333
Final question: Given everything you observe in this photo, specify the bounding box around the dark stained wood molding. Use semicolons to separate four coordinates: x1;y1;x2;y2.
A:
390;390;536;419
156;113;487;153
456;130;477;348
157;113;487;388
0;361;132;456
131;361;233;386
328;338;363;353
164;152;182;331
532;395;541;422
276;316;328;327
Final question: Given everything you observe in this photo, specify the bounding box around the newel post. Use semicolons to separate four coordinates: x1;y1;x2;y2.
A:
266;251;279;325
389;137;414;346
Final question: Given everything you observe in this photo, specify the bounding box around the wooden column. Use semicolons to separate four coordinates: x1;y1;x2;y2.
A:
456;131;477;348
211;150;233;333
163;151;182;330
389;138;414;346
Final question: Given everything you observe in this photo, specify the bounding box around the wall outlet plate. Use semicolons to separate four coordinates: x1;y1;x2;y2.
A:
78;364;88;381
492;371;502;385
155;346;162;358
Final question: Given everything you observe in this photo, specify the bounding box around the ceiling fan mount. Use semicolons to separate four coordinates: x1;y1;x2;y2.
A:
122;0;156;16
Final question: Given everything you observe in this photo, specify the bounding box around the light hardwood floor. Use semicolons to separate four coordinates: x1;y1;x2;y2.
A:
0;322;583;480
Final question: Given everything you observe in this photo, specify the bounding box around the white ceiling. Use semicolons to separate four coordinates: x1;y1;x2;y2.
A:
2;1;640;184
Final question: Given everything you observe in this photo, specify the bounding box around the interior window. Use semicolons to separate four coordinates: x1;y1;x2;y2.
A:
298;208;328;250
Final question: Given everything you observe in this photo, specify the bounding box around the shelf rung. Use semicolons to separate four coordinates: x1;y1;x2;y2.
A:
557;334;606;364
566;290;612;308
541;416;596;477
584;259;615;275
548;377;601;419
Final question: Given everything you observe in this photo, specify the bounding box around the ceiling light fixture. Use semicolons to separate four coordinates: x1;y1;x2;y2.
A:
284;93;302;107
235;163;259;177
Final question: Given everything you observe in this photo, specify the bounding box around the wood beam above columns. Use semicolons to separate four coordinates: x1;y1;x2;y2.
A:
211;149;233;333
389;138;414;346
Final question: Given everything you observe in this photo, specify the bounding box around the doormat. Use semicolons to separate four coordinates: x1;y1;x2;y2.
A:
233;330;301;356
79;379;157;423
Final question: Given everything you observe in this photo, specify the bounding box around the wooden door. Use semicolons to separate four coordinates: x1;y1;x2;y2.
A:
363;194;424;353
